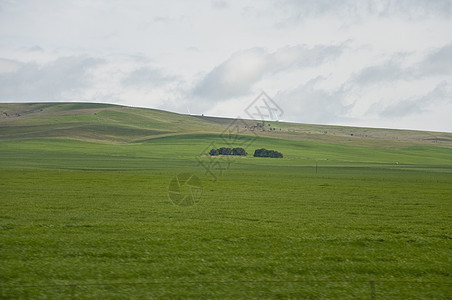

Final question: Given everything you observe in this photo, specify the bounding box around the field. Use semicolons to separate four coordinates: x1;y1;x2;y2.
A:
1;103;451;298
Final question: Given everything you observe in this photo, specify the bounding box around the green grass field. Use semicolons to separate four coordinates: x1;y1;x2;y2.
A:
1;103;451;298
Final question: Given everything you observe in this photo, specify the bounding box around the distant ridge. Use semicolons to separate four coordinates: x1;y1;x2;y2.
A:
1;102;451;147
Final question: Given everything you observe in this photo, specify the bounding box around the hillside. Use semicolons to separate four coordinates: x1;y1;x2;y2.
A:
1;102;451;148
1;102;452;298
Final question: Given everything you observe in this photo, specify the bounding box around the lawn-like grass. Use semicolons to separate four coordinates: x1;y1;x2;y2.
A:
1;103;451;298
1;133;451;299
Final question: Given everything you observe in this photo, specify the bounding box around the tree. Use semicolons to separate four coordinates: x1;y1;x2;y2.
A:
209;147;247;156
218;147;232;155
253;148;266;157
209;148;219;156
232;147;246;156
253;148;283;158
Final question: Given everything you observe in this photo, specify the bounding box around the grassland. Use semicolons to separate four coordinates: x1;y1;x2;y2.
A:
0;103;451;298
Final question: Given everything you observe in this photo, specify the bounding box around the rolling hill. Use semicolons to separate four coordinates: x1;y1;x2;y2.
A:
1;102;451;148
1;102;451;298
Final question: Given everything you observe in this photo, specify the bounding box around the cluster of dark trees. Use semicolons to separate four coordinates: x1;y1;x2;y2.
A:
209;147;247;156
209;147;283;158
253;148;283;158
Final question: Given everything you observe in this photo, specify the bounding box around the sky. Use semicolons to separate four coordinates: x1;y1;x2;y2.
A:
0;0;451;132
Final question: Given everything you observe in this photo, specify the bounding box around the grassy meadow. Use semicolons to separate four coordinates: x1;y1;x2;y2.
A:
0;103;451;298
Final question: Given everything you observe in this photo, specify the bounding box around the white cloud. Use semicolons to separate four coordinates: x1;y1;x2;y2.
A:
0;58;21;74
352;60;408;86
211;0;228;9
121;67;179;88
193;43;344;100
0;56;104;101
0;0;451;131
418;42;452;76
274;77;354;124
275;0;452;22
193;48;268;100
377;82;452;118
350;42;452;86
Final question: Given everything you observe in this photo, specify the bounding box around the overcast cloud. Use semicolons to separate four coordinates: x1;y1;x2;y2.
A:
0;0;451;132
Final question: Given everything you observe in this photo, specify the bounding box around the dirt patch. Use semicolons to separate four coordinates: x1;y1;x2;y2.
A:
0;111;21;119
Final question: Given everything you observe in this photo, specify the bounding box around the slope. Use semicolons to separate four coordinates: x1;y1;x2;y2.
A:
1;102;451;149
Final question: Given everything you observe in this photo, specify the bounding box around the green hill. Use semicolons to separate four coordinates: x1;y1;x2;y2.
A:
0;102;223;143
1;102;451;148
1;102;451;298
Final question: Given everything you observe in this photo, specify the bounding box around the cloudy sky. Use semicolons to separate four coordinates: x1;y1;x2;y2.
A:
1;0;451;132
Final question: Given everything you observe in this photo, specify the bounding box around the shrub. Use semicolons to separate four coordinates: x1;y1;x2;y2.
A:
208;147;247;156
218;147;232;155
209;148;219;156
232;147;247;156
253;148;283;158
